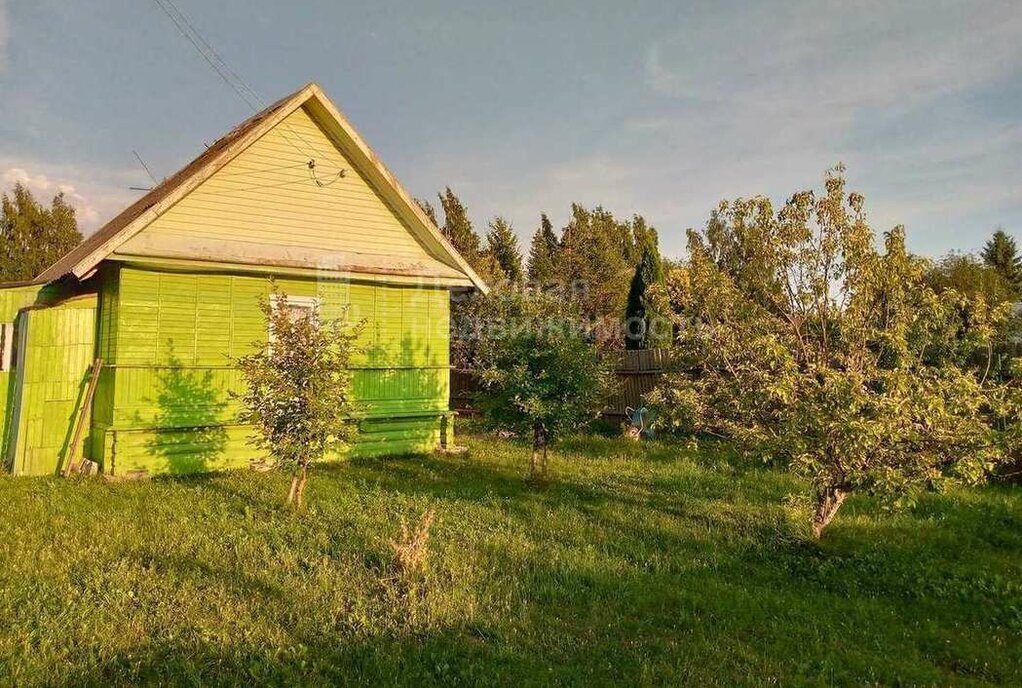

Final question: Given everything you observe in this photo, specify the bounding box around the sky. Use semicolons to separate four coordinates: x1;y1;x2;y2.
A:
0;0;1020;260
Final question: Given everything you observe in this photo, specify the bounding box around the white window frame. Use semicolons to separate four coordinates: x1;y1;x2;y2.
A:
0;323;14;372
268;295;320;348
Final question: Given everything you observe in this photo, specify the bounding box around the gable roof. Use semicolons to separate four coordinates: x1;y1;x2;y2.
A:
37;83;488;292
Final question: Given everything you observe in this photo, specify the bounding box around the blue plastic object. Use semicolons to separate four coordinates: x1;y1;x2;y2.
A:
625;406;654;440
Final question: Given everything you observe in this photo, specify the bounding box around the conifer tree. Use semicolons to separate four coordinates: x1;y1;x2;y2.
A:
485;216;524;284
415;198;439;227
624;240;670;350
438;187;482;265
981;229;1022;294
557;204;659;345
527;213;560;285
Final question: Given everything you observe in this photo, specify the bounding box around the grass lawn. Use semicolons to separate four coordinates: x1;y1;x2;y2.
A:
0;434;1019;686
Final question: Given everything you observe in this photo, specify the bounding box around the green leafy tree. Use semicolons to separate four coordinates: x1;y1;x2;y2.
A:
0;183;82;282
527;213;560;285
650;167;1013;537
701;196;785;308
485;216;524;284
981;229;1022;294
624;240;671;349
236;288;363;507
925;252;1021;365
473;290;612;477
927;252;1015;306
628;215;658;265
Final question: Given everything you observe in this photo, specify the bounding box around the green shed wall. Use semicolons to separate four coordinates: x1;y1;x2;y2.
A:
0;283;86;472
0;285;47;463
6;297;96;475
92;265;452;475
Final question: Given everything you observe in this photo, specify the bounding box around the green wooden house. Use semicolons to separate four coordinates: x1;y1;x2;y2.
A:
0;83;486;477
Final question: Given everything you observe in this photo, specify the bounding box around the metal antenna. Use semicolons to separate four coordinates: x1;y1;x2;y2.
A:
133;149;159;185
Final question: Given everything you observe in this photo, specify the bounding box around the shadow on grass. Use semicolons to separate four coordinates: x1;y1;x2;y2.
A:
126;548;287;603
67;628;557;688
341;441;794;534
62;533;1022;687
50;436;1021;687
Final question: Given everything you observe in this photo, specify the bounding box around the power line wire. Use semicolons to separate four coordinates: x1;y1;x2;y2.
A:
151;0;258;110
159;0;264;107
207;171;345;197
150;0;336;167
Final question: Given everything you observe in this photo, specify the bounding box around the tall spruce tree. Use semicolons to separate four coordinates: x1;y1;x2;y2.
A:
557;204;658;346
624;239;670;350
485;216;524;284
981;229;1022;294
0;183;82;282
415;198;439;227
527;213;560;285
438;187;482;265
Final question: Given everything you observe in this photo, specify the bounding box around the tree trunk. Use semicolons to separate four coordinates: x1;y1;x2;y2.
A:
535;427;543;474
295;465;309;509
531;422;547;479
286;473;301;506
812;485;850;538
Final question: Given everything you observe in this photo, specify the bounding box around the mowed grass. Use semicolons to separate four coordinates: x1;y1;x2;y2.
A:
0;435;1019;686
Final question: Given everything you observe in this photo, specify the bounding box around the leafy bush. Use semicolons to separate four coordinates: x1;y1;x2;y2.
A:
236;286;363;507
472;290;612;477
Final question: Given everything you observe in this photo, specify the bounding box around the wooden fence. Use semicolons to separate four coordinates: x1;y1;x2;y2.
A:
451;348;669;417
450;366;480;414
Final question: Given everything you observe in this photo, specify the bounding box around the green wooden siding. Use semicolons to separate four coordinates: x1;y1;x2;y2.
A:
0;283;76;469
0;286;43;462
5;297;97;476
93;265;452;475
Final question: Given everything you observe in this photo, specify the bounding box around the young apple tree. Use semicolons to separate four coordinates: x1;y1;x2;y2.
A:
473;290;611;478
650;167;1015;537
237;287;363;507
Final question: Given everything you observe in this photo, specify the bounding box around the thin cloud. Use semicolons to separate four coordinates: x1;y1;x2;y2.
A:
1;160;138;234
413;1;1022;260
0;0;8;72
645;0;1022;110
622;0;1022;255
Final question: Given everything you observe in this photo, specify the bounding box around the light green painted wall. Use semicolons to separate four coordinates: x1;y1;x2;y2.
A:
5;296;97;476
93;265;452;476
0;285;46;321
0;283;68;469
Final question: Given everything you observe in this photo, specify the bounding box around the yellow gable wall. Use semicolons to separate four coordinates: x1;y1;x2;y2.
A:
115;106;461;279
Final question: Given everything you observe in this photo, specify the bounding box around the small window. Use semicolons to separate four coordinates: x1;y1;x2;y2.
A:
268;295;319;348
0;323;14;372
